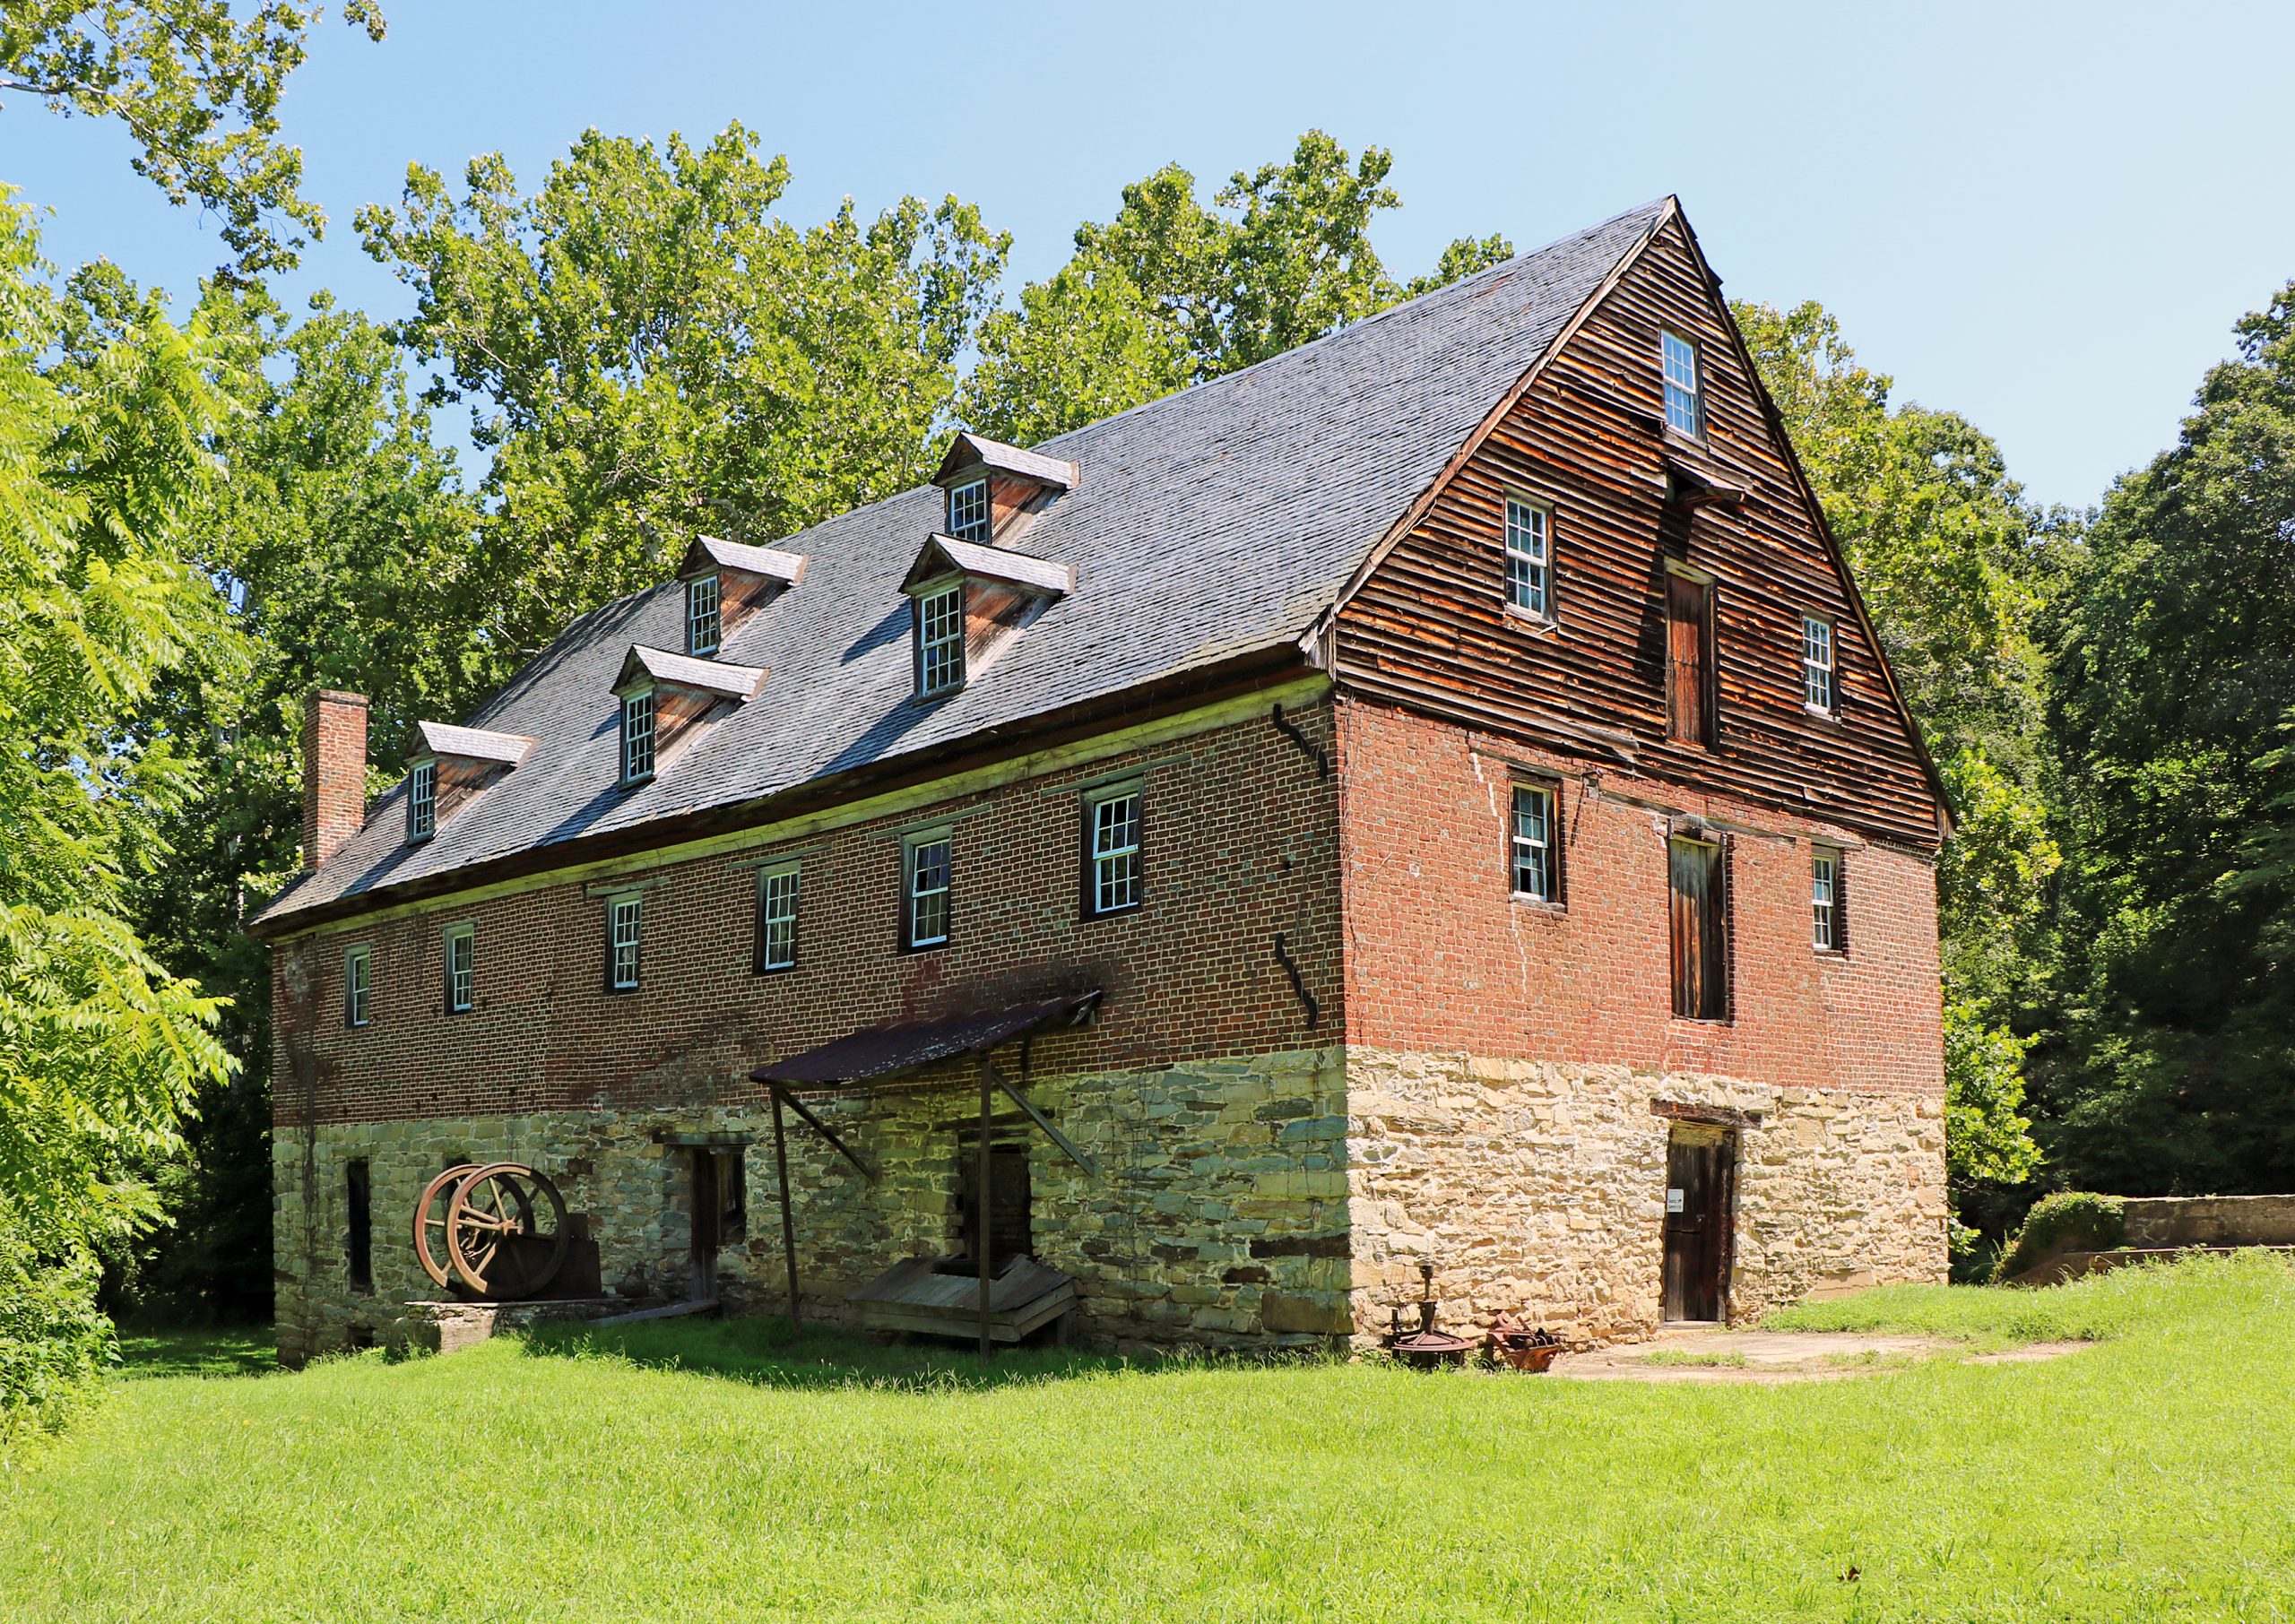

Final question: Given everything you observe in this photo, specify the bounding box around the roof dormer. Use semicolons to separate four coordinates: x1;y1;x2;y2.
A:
931;432;1077;546
675;536;807;656
403;721;535;843
899;534;1074;700
611;646;767;786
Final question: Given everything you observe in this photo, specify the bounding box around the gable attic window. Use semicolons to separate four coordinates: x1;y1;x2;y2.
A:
1662;330;1704;437
901;536;1075;702
1504;496;1551;618
686;572;721;656
611;645;768;788
1802;615;1836;713
406;759;437;842
400;721;534;844
947;478;992;543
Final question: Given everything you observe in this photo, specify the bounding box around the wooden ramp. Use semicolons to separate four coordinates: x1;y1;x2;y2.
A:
848;1256;1076;1343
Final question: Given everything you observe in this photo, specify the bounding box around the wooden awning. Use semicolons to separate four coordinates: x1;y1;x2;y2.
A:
749;989;1100;1086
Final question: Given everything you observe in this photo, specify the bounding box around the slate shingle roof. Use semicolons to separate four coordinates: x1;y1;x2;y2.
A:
254;197;1671;929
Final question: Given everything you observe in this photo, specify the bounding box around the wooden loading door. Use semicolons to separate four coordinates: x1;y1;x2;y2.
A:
1661;1129;1736;1323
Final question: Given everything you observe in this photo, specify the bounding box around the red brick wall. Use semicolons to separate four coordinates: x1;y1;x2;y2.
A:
300;689;369;872
273;700;1341;1127
1335;698;1944;1097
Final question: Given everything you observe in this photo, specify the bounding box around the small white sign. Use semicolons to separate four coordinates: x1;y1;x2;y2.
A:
1666;1188;1686;1214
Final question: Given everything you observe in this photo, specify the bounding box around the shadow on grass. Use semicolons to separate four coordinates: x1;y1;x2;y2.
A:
518;1312;1254;1395
113;1324;276;1381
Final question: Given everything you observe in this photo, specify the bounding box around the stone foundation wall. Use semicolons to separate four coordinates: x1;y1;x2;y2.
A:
1344;1049;1945;1347
274;1047;1351;1363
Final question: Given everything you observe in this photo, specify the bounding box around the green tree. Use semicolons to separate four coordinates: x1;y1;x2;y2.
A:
1;1;387;281
356;124;1009;684
1736;298;2059;1198
0;195;237;1424
962;131;1511;444
2041;279;2295;1195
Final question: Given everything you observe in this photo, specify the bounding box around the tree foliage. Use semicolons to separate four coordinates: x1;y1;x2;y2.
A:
356;125;1009;686
0;195;235;1295
1736;298;2058;1192
0;1;386;281
962;132;1511;444
2040;279;2295;1195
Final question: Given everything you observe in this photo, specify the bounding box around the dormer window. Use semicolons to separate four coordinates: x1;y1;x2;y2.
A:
621;688;656;783
406;759;437;842
686;573;721;656
948;478;992;543
916;584;966;696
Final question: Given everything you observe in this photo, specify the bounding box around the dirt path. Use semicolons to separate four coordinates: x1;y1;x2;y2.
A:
1549;1326;2089;1383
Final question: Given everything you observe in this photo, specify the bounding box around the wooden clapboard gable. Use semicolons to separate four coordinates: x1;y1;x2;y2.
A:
1332;206;1945;851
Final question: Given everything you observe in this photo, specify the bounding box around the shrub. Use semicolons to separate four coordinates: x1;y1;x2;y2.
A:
0;1200;117;1453
1991;1191;2126;1283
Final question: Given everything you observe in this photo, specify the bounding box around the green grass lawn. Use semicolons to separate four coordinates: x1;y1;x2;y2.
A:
5;1256;2294;1622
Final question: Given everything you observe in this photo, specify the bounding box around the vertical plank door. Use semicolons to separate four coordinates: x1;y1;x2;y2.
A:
1661;1131;1735;1322
1667;574;1711;746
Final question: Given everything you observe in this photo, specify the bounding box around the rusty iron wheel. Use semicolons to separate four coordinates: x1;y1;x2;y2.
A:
445;1162;568;1300
412;1163;482;1291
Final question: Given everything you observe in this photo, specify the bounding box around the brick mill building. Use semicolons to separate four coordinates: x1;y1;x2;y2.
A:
253;198;1950;1362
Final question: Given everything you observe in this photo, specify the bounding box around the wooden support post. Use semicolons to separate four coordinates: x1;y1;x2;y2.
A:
771;1087;801;1326
978;1056;993;1363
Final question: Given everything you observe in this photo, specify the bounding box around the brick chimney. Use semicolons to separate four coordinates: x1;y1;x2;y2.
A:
301;688;370;871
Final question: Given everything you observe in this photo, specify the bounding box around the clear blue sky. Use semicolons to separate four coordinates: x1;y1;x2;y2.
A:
8;0;2285;512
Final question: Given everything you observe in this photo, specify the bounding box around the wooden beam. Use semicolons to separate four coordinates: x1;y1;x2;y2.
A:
977;1058;993;1363
771;1090;801;1326
773;1087;872;1179
982;1056;1097;1175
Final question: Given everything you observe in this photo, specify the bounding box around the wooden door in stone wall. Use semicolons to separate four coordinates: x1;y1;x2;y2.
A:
1662;1127;1736;1323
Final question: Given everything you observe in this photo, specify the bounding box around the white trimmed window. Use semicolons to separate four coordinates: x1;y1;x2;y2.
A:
407;759;437;842
1504;497;1551;618
621;688;656;783
1813;849;1844;954
905;834;952;948
1087;787;1142;916
345;946;372;1028
607;894;643;991
948;478;991;542
686;573;721;656
756;863;800;972
1662;330;1703;436
1511;782;1557;902
1802;615;1836;713
916;585;965;697
444;924;474;1014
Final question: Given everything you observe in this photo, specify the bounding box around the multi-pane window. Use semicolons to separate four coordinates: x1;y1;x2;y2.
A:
344;945;371;1027
756;863;800;972
1668;836;1729;1021
948;478;992;542
687;573;721;656
916;585;965;696
1802;615;1836;713
607;894;642;991
407;759;437;842
1813;849;1845;954
444;924;474;1013
621;689;656;783
905;834;952;948
1504;497;1551;618
1662;330;1703;436
1087;788;1142;916
1511;782;1558;902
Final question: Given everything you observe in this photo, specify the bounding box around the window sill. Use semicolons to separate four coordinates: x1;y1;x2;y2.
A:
900;938;951;955
1661;426;1710;454
1081;903;1141;924
753;962;798;976
1668;1014;1733;1027
1503;604;1559;634
605;984;641;997
1803;704;1841;723
1508;893;1565;914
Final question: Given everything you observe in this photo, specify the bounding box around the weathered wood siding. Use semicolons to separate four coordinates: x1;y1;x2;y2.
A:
1335;212;1942;851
